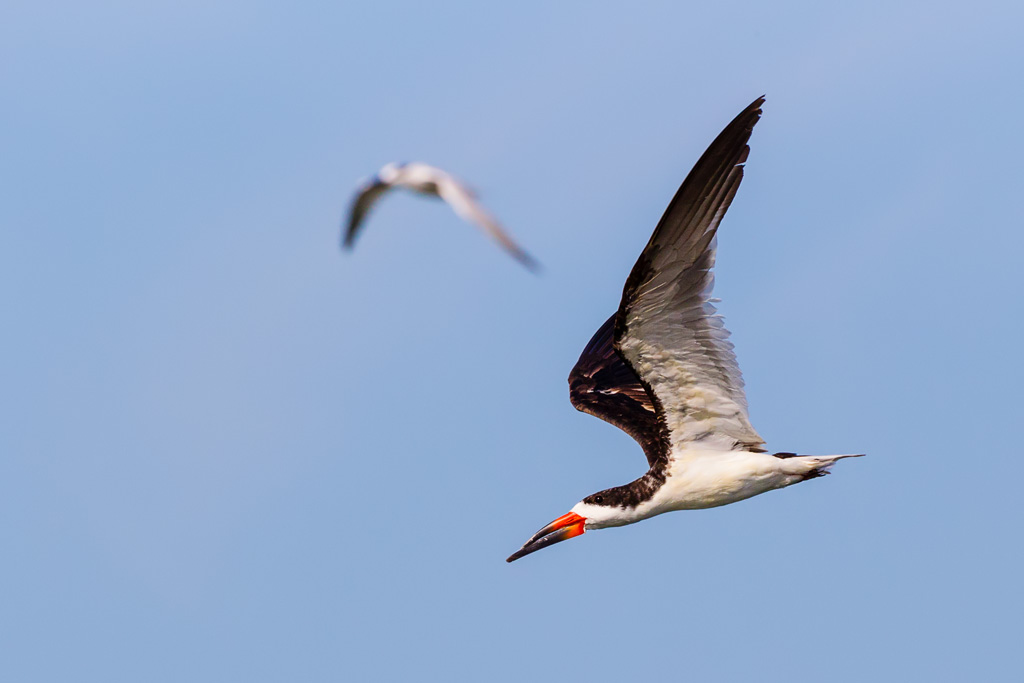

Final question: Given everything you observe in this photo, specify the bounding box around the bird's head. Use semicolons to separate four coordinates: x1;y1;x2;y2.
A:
505;490;640;562
376;162;405;183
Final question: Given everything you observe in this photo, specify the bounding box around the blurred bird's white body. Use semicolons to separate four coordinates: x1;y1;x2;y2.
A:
376;162;453;194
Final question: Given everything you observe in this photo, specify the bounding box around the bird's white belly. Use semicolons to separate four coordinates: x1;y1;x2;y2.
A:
650;450;800;512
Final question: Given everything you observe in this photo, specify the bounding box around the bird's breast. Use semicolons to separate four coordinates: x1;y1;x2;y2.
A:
650;449;799;511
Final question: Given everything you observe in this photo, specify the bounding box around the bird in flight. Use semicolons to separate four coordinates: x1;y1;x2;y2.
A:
507;97;862;562
343;162;539;271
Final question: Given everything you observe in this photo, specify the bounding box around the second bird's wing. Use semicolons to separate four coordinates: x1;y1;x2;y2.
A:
434;175;540;272
343;176;393;249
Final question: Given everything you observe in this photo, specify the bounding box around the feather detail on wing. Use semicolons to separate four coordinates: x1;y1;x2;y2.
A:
614;97;767;452
569;314;670;467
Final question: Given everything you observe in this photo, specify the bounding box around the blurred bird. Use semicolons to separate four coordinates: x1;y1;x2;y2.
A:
343;162;539;271
507;97;862;562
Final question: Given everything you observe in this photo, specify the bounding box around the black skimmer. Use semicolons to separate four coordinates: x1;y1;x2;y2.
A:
343;162;539;271
507;97;862;563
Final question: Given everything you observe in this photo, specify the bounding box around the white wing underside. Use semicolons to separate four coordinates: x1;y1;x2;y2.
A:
618;237;764;453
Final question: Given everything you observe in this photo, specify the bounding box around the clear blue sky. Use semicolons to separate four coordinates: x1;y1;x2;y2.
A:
3;1;1022;681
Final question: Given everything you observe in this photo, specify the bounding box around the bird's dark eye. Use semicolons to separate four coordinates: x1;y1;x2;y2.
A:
594;496;604;504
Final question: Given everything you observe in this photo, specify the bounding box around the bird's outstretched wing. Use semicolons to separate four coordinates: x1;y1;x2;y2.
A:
343;176;392;249
434;174;540;272
570;98;767;458
614;96;766;453
569;313;670;467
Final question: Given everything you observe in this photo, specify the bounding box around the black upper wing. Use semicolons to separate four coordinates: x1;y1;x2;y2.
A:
568;313;670;467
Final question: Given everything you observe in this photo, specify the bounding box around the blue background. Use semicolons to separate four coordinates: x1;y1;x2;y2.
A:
3;1;1022;680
